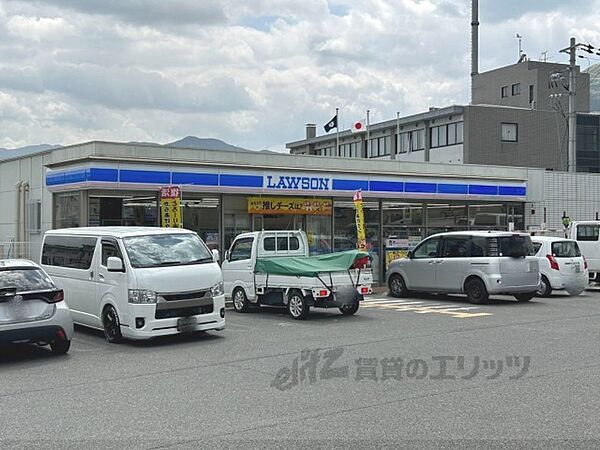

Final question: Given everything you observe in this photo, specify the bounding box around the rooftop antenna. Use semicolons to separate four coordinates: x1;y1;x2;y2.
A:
516;33;523;61
540;50;550;62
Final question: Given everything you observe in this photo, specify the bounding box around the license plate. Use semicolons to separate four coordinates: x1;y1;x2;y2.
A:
0;299;37;322
177;316;198;332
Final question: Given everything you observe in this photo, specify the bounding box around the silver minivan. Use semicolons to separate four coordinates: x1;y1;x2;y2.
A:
386;231;540;303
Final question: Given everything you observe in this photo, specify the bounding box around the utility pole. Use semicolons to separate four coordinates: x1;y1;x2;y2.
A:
568;37;577;173
560;37;578;173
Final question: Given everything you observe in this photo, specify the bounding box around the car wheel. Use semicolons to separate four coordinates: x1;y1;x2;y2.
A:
287;290;309;320
515;292;535;302
102;305;124;344
339;300;360;316
465;278;489;304
232;288;250;313
388;274;408;298
536;276;552;297
50;339;71;355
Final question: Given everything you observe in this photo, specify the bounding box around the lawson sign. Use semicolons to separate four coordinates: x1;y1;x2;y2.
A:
265;174;330;191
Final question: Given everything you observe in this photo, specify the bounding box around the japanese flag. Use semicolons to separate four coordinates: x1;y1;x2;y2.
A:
351;119;365;133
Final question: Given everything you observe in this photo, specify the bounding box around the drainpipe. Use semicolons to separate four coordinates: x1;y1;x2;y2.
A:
15;181;22;258
21;182;29;258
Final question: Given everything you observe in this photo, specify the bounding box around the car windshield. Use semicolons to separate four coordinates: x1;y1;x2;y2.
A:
552;241;581;258
0;268;55;291
123;233;213;268
498;235;534;257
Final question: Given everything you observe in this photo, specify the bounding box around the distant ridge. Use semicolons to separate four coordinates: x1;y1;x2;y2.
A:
165;136;252;152
0;136;273;162
0;144;61;162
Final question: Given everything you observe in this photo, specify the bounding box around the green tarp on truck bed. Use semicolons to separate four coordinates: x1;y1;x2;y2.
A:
254;250;370;277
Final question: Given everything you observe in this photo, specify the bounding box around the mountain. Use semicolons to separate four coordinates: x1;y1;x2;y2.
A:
0;136;262;162
165;136;253;152
0;144;61;162
588;63;600;112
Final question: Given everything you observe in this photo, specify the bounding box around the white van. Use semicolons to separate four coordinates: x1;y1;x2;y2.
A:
568;221;600;280
40;227;225;342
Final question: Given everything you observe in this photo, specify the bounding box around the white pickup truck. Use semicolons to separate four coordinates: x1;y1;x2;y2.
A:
222;230;373;319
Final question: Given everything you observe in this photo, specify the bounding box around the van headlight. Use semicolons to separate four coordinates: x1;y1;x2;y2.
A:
211;282;224;297
128;289;158;304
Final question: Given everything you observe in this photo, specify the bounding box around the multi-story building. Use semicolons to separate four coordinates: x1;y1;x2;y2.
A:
287;60;599;173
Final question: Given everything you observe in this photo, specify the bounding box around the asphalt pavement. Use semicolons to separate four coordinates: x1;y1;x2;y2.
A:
2;287;600;449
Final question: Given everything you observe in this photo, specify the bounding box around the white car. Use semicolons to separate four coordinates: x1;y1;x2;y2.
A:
531;236;588;296
0;259;74;354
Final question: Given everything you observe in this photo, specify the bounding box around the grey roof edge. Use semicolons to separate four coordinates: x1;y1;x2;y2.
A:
286;105;466;148
42;139;536;182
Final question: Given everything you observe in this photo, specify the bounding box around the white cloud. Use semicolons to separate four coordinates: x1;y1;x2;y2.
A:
0;0;599;152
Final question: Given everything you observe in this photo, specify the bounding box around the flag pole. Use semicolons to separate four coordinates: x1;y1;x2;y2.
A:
366;110;370;157
396;111;400;158
336;107;340;157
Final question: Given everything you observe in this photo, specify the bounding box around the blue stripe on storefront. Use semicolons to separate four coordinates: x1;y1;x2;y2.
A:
332;179;369;191
120;169;170;184
172;172;219;186
405;182;437;193
437;183;469;194
369;181;404;192
63;169;87;184
219;174;263;187
45;167;528;198
46;173;66;186
88;168;119;182
499;186;526;196
469;185;498;195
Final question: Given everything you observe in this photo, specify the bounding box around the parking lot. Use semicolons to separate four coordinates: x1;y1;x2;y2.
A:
2;287;600;448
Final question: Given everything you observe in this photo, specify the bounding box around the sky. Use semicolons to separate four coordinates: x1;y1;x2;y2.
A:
0;0;599;151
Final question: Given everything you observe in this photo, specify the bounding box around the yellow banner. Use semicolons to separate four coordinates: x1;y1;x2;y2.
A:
160;186;182;228
386;249;408;267
248;197;332;215
354;197;367;252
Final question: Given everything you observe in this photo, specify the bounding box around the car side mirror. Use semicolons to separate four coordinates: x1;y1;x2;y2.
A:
224;250;230;262
407;250;413;259
107;256;125;272
212;249;220;263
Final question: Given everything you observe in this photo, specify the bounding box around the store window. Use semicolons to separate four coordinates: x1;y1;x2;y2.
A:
306;214;332;255
223;196;251;251
469;204;507;230
182;196;220;251
334;200;380;282
383;202;424;270
54;192;81;228
88;195;157;227
427;203;468;236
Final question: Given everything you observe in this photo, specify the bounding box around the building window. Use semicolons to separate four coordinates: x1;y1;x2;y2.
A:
456;122;464;143
430;123;463;148
54;192;81;228
511;83;521;96
529;84;534;104
501;123;518;142
398;130;425;153
368;136;391;158
501;86;509;98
